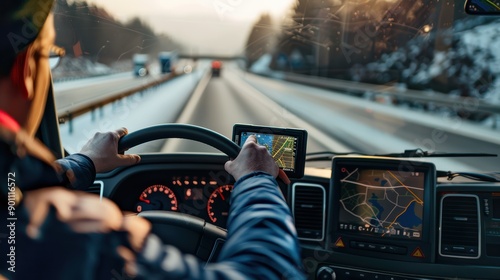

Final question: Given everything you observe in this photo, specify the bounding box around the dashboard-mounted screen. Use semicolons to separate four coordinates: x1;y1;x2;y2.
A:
330;156;436;261
232;124;307;178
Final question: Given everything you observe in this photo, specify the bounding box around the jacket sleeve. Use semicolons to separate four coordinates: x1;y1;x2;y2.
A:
56;153;96;190
136;172;306;280
14;153;96;191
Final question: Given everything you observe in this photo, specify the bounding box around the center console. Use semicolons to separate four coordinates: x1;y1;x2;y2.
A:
302;156;500;280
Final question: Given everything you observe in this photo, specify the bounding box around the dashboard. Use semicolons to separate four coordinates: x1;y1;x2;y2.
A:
93;153;500;280
97;154;238;229
115;170;233;228
115;170;234;228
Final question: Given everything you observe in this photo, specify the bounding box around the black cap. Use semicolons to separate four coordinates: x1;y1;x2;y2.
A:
0;0;54;76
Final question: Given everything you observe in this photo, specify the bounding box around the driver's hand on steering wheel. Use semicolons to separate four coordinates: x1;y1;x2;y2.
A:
224;135;280;181
79;127;141;173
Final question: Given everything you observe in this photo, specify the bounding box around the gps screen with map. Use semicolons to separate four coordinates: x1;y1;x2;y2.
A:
334;160;429;241
232;124;307;178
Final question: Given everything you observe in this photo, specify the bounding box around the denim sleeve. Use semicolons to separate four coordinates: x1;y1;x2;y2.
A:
56;153;96;190
136;172;305;280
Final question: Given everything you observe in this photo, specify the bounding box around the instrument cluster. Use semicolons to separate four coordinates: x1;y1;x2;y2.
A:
113;171;235;229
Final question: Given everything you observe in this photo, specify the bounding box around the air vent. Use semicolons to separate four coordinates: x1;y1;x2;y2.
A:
292;183;325;241
88;181;104;200
439;194;480;259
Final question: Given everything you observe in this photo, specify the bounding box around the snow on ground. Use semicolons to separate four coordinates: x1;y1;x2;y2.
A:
59;63;208;154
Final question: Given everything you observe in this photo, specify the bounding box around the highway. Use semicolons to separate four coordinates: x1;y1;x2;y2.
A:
58;61;500;173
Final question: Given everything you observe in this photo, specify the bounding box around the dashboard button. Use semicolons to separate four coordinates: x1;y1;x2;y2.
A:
395;246;407;255
356;242;367;249
354;271;370;279
466;246;478;255
316;266;336;280
340;269;353;278
387;246;397;253
452;246;466;252
442;245;451;253
379;245;389;252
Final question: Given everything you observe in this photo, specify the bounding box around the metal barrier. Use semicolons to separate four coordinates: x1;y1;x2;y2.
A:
277;72;500;115
57;73;178;132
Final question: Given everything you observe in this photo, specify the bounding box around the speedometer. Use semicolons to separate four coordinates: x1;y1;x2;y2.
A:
136;184;178;213
207;185;233;226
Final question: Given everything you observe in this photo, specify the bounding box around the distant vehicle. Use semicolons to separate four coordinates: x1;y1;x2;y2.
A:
132;54;149;77
158;51;178;74
211;60;222;77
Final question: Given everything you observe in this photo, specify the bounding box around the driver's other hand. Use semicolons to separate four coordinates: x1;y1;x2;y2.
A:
225;135;279;181
117;214;151;278
79;127;141;173
121;213;151;252
23;187;122;239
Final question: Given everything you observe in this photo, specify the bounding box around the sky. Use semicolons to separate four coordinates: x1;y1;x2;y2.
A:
86;0;297;56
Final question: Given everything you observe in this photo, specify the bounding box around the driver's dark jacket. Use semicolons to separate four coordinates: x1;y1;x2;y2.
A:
0;121;305;279
0;120;128;280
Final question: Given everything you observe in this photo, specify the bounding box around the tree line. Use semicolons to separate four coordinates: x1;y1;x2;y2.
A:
53;0;180;65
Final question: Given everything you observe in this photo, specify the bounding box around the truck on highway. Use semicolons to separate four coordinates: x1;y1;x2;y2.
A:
158;51;178;74
132;53;149;77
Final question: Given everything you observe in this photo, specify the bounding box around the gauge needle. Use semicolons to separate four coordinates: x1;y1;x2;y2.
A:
218;189;225;201
139;196;151;204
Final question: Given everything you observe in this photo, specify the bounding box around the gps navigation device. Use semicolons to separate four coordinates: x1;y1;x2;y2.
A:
330;156;436;262
232;124;307;178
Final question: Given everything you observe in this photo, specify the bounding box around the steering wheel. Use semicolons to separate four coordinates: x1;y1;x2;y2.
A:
118;124;241;262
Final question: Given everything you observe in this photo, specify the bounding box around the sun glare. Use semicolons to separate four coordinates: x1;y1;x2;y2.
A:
82;0;296;56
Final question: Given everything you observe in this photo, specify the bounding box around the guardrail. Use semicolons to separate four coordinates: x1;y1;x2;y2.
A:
261;71;500;125
57;73;178;131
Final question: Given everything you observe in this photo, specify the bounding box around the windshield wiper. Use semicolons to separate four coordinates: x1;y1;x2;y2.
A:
375;149;498;158
437;171;500;182
305;151;371;162
305;149;497;162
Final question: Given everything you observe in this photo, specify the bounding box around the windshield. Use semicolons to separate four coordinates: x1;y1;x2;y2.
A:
53;0;500;172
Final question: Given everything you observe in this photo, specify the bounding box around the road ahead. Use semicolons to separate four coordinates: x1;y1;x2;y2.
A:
161;65;335;155
59;61;500;172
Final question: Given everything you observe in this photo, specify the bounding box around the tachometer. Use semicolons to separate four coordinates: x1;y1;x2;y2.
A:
136;184;178;213
207;185;233;226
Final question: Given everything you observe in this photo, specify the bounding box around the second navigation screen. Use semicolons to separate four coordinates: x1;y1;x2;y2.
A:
337;168;425;240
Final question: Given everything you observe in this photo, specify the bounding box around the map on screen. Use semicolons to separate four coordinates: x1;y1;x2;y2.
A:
241;132;296;171
337;167;424;239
